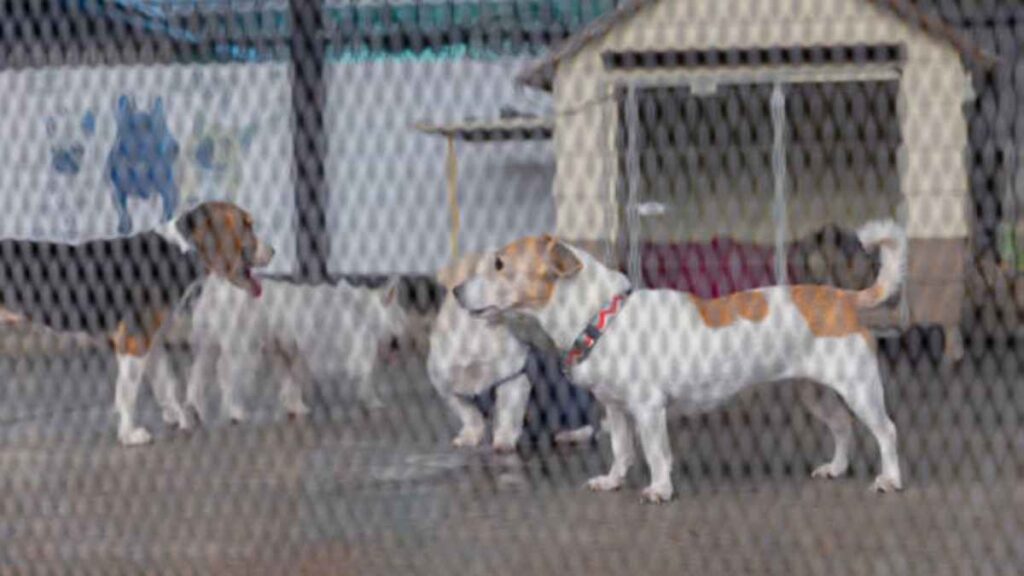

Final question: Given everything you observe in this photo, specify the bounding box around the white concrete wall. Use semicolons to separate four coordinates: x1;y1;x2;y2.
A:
326;56;556;275
0;62;296;273
0;57;556;277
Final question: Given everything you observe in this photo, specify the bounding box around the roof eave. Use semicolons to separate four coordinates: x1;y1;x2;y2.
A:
514;0;999;91
515;65;554;91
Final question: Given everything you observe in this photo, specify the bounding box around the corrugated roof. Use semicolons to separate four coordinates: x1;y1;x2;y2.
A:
515;0;998;90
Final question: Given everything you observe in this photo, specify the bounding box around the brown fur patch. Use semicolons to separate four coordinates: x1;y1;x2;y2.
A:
690;291;770;329
0;306;22;325
111;309;168;357
184;202;252;279
855;283;887;307
790;286;874;346
492;235;580;310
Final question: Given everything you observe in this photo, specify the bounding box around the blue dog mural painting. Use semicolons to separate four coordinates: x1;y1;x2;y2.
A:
178;116;259;208
46;110;95;176
106;96;180;234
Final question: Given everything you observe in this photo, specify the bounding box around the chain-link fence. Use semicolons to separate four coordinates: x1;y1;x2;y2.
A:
0;0;1021;573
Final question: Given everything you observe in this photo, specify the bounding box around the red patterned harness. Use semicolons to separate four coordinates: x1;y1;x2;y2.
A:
563;289;633;369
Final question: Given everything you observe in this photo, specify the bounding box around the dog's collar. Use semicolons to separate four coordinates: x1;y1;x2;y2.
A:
452;365;527;401
155;217;191;254
563;288;633;369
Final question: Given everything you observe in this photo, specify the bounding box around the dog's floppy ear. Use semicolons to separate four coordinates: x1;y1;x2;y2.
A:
545;237;582;278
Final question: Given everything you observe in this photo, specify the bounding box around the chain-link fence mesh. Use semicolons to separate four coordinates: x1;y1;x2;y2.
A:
0;0;1021;573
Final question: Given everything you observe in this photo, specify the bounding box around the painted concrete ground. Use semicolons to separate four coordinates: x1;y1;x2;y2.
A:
0;336;1020;575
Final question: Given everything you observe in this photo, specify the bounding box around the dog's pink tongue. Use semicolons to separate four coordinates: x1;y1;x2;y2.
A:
250;277;263;298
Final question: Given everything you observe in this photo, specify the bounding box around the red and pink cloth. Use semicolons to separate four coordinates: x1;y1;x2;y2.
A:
634;238;815;299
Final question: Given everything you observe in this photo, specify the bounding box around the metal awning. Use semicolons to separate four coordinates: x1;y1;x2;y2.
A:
414;116;553;142
414;115;553;260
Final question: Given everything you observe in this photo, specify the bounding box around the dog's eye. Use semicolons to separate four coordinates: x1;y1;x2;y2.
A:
494;257;504;272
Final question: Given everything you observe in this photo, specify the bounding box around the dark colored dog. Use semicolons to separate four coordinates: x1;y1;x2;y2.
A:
0;201;274;445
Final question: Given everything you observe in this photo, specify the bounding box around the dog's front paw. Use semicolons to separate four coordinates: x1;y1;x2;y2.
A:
161;407;190;431
492;438;518;454
119;427;153;446
286;402;312;420
811;461;848;480
174;415;192;432
452;428;485;448
225;406;248;425
185;403;206;427
585;474;624;492
492;429;520;453
640;484;673;504
161;407;179;425
870;474;903;494
554;425;596;445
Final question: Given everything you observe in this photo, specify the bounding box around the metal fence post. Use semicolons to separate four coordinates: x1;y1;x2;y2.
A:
771;82;789;286
290;0;329;282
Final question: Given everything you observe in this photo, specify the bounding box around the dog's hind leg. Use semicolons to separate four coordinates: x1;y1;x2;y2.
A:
843;366;901;493
799;382;853;480
806;340;902;493
492;374;530;452
445;393;486;448
585;402;635;493
634;402;674;503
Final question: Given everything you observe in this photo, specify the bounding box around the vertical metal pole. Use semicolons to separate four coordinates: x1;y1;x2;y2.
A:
1008;143;1021;275
290;0;329;282
625;85;643;287
771;83;788;285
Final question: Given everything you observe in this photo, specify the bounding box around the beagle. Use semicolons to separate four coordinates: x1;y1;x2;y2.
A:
185;274;410;424
0;201;274;445
429;255;599;452
453;220;906;503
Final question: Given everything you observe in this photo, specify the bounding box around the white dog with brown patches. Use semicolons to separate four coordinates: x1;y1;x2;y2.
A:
428;255;533;450
453;221;905;503
429;255;599;451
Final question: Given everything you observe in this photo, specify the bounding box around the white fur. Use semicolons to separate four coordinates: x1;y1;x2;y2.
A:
112;327;192;446
154;217;191;253
115;355;152;446
185;276;408;423
151;345;189;430
427;295;532;451
427;281;598;452
856;218;907;305
456;220;906;503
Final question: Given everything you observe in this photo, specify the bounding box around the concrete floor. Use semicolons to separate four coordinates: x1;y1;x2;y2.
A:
0;336;1021;575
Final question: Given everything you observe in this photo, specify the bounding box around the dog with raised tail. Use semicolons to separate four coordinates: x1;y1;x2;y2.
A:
453;220;906;503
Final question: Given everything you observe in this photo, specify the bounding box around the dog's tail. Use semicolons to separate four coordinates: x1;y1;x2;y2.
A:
855;218;907;309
